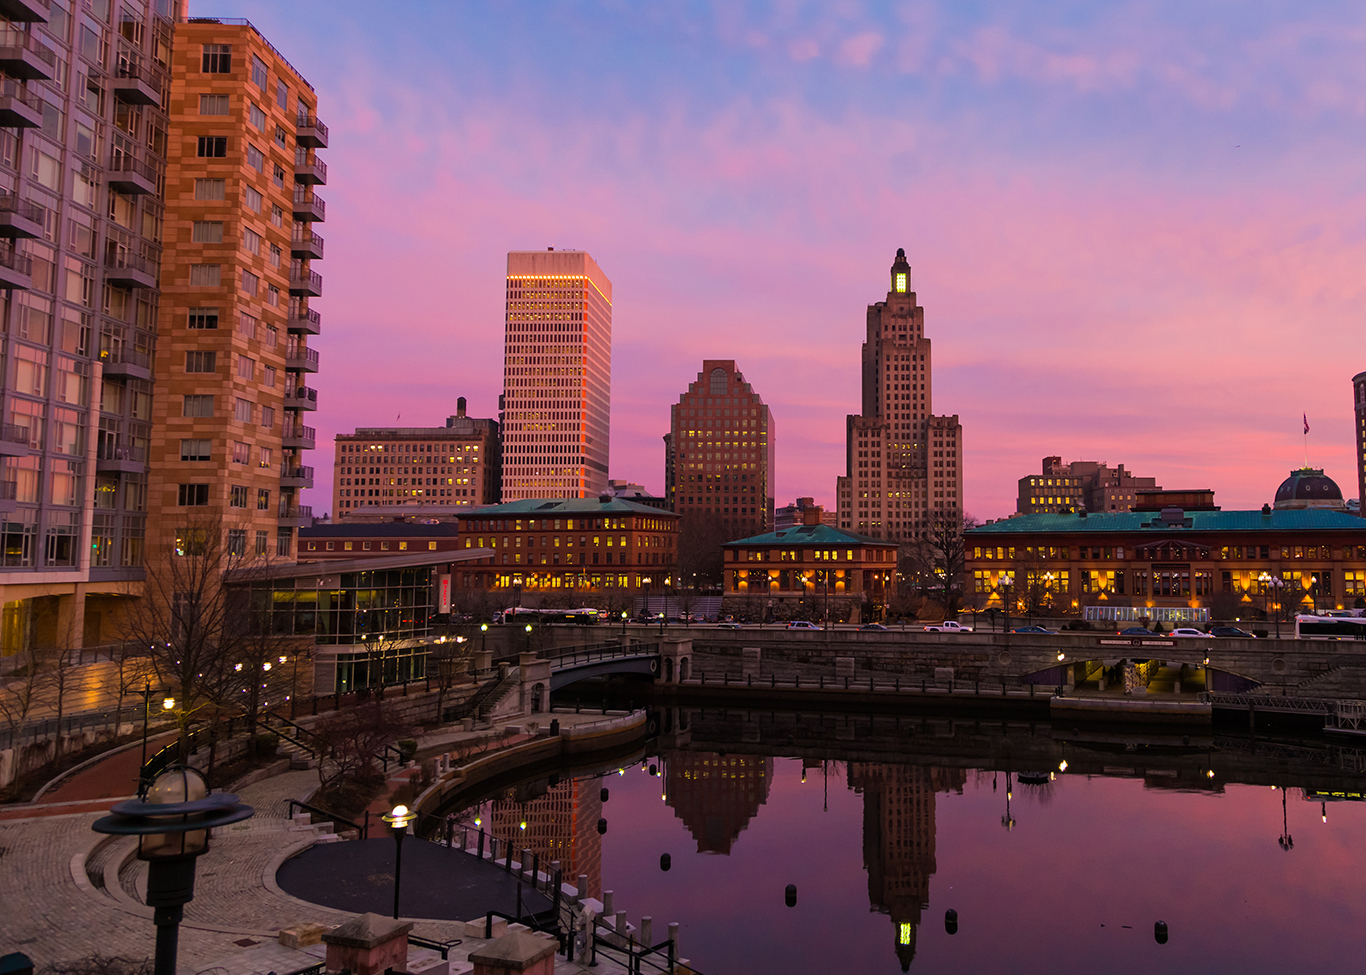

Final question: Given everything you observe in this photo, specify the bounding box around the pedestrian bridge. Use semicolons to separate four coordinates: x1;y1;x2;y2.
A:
543;641;665;690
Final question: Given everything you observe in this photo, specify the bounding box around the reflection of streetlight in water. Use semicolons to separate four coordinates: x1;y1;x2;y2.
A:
1275;785;1294;851
1001;771;1015;830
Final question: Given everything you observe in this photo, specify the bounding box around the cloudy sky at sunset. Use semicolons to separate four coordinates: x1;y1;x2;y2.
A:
207;0;1366;520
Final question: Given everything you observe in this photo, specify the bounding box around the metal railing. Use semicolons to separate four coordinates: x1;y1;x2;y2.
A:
286;346;320;369
290;229;324;256
0;704;163;752
294;156;327;181
292;187;326;218
101;347;151;369
296;113;329;141
286;798;368;839
289;268;323;293
0;422;29;444
0;243;33;274
108;152;160;183
281;464;314;481
0;30;56;67
0;192;42;223
96;441;147;462
104;248;158;277
1199;691;1337;715
288;307;321;329
0;479;16;500
285;385;318;405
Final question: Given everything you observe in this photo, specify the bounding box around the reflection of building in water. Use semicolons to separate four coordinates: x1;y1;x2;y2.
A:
667;752;773;854
848;764;966;971
489;777;604;898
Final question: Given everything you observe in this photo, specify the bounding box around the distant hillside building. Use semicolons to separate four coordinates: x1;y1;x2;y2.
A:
1017;456;1159;515
775;498;828;531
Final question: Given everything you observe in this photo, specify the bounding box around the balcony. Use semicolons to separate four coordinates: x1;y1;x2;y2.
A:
292;188;325;223
280;465;314;489
0;478;16;513
0;193;43;238
107;153;158;195
112;59;163;106
0;85;40;128
95;442;146;474
0;243;33;290
294;156;327;185
296;114;328;149
287;306;321;334
289;267;323;297
104;250;158;289
282;423;316;450
285;385;318;411
290;229;324;260
278;502;313;527
99;347;152;382
285;345;319;373
0;0;50;22
0;423;29;457
0;31;55;80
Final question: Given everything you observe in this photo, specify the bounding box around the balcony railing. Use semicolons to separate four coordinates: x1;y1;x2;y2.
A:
282;465;314;480
104;249;158;278
290;229;324;257
296;113;328;147
282;421;316;442
0;479;16;501
0;423;28;445
96;442;146;463
278;502;313;521
0;192;43;224
108;152;160;184
0;243;33;274
287;306;321;334
286;346;319;371
0;30;56;69
101;347;151;369
285;386;318;405
292;187;325;219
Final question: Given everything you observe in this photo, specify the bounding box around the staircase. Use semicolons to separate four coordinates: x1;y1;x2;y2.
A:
446;669;519;724
254;709;322;769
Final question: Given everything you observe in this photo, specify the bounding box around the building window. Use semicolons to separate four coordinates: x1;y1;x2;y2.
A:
240;269;259;295
276;80;288;109
250;54;267;88
266;284;279;307
260;405;275;429
269;243;282;268
234;398;253;423
258;447;272;469
197;136;227;158
237;355;255;381
258;489;270;510
263;365;276;388
227;529;246;556
182;394;214;417
189;264;221;286
202;44;232;73
230;485;247;508
270;205;283;227
177;483;209;506
231;440;250;465
184;351;216;373
244;185;262;211
246;144;264;171
199;94;229;115
187;307;218;329
242;227;261;254
277;528;292;557
194;178;226;201
248;102;265;130
272;163;285;188
179;439;211;462
191;220;224;243
274;125;287;148
255;530;269;556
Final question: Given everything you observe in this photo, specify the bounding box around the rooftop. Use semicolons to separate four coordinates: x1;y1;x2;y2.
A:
300;523;460;538
464;497;679;518
724;523;895;547
969;507;1366;535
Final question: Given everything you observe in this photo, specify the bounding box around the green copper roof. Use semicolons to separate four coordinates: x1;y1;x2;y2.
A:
466;498;678;517
967;508;1366;535
723;524;896;547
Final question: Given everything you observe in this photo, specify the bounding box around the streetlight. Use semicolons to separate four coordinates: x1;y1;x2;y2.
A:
92;767;253;975
621;609;628;637
381;803;417;918
1277;786;1294;851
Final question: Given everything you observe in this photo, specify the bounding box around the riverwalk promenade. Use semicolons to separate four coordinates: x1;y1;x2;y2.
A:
0;712;654;975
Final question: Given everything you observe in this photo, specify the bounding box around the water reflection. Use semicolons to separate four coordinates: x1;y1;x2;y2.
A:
455;707;1366;973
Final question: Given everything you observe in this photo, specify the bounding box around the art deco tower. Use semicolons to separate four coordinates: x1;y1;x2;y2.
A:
836;249;962;540
501;249;611;500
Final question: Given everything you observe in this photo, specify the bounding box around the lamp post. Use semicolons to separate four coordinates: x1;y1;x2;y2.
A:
140;688;175;795
93;766;253;975
381;803;417;918
1277;786;1294;851
620;610;628;637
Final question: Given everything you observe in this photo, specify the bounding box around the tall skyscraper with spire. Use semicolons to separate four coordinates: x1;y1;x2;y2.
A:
836;249;963;539
500;249;611;500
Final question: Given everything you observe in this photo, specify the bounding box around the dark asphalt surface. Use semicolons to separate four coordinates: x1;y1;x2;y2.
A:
277;837;555;921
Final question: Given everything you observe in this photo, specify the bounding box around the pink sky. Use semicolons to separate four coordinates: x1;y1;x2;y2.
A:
211;1;1366;521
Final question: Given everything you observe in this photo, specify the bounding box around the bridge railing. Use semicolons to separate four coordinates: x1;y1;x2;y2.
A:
545;641;660;670
1199;691;1337;715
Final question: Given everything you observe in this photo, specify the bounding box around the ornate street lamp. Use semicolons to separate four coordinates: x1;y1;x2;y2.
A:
381;803;417;918
93;766;253;975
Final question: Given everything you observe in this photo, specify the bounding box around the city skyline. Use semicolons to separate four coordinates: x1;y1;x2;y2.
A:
201;0;1366;521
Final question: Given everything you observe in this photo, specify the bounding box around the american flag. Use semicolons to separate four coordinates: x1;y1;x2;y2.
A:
1304;413;1310;435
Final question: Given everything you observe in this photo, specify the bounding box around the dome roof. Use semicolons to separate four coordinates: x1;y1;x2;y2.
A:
1273;468;1345;510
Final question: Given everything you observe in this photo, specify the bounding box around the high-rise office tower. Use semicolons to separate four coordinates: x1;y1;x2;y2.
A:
668;360;774;536
148;17;325;560
1354;371;1366;515
836;249;962;540
500;249;610;500
0;0;176;659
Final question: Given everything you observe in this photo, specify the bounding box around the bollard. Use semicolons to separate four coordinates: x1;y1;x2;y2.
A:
578;874;589;903
668;922;679;961
1155;920;1168;945
945;909;958;935
660;853;671;871
784;884;797;907
641;917;653;947
603;890;614;915
550;718;560;735
615;910;627;935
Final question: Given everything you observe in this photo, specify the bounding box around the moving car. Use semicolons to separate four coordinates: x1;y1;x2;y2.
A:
923;621;972;633
717;622;743;629
1209;625;1256;638
860;623;889;631
1118;626;1153;636
1170;627;1207;638
787;620;821;630
1010;625;1053;634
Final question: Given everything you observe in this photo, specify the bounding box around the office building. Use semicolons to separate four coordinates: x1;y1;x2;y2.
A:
774;497;827;531
666;752;772;855
0;0;177;661
501;249;611;500
835;249;963;540
1017;456;1160;515
668;359;775;536
299;521;461;560
147;17;326;561
333;398;501;517
606;478;669;511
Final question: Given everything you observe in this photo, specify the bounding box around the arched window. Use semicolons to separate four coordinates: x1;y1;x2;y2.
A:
709;368;727;394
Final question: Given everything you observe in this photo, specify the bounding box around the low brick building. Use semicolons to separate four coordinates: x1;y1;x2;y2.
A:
722;510;899;603
299;522;461;560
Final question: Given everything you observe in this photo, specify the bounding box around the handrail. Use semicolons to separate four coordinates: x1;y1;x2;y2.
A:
255;709;321;755
589;916;678;975
286;798;367;839
408;935;463;959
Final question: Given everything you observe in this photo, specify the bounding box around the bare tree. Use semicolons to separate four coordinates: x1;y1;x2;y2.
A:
428;634;476;723
313;699;414;814
0;644;45;745
911;510;978;617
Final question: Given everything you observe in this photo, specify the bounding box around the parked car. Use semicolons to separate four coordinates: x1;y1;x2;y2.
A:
717;622;743;629
1118;626;1153;636
860;623;889;631
923;621;972;633
1170;627;1207;638
1209;625;1256;638
787;620;821;630
1010;625;1053;634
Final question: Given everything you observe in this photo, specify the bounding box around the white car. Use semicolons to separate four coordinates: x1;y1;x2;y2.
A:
1170;627;1207;638
787;620;821;630
922;620;973;633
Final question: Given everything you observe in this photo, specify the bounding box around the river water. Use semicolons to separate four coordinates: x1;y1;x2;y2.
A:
456;708;1366;974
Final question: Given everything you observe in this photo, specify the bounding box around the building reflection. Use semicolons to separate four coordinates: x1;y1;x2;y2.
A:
666;752;773;853
488;777;604;898
849;763;966;971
